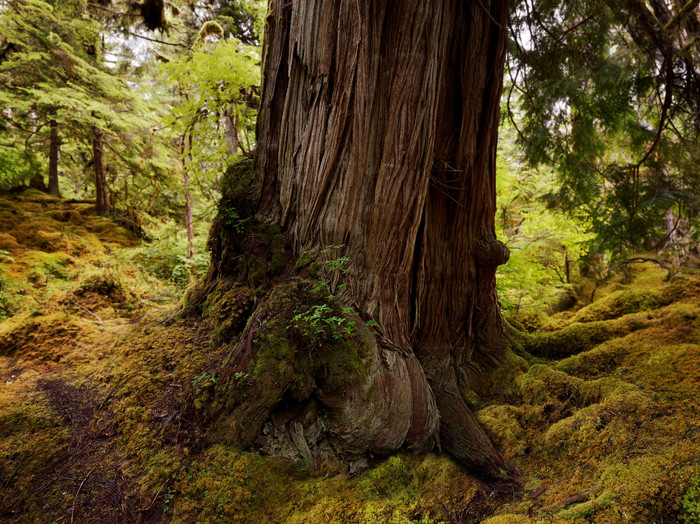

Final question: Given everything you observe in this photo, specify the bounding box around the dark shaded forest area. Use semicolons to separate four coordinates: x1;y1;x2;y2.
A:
1;0;699;522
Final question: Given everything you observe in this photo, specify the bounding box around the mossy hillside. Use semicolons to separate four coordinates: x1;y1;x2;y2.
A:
482;261;700;523
0;190;153;322
0;366;71;514
1;187;699;523
0;192;187;520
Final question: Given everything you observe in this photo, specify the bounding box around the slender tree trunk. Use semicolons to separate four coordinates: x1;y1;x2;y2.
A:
92;126;110;215
181;133;195;260
253;0;510;474
48;119;61;198
224;107;239;156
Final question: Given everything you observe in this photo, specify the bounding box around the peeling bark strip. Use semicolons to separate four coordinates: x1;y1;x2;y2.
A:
254;0;510;475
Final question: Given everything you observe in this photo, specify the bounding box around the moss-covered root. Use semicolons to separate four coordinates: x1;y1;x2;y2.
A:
210;279;440;470
523;314;651;358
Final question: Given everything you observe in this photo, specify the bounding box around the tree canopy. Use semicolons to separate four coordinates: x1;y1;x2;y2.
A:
509;0;700;261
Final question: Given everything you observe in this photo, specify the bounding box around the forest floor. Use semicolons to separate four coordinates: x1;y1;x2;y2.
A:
0;188;698;523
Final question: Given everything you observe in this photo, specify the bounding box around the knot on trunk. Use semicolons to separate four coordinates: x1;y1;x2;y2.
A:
473;238;510;268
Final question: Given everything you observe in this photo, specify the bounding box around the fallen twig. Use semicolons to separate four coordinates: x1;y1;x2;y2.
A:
67;297;104;326
528;483;549;499
70;468;94;524
544;490;592;512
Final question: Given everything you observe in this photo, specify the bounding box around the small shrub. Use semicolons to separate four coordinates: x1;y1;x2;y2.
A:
680;474;700;524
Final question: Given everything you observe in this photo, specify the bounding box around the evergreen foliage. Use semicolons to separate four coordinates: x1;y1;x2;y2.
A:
496;124;592;312
0;0;174;204
509;0;700;262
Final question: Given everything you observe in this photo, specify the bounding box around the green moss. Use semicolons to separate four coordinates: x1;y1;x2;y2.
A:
356;456;415;500
200;281;255;344
0;232;21;253
85;216;138;247
482;515;534;524
518;364;582;405
0;375;71;511
0;312;95;359
543;383;654;457
524;313;652;358
571;288;667;323
680;473;700;524
554;491;615;520
221;156;257;199
477;405;529;460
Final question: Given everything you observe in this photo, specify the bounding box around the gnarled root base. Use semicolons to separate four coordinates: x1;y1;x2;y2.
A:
192;277;508;478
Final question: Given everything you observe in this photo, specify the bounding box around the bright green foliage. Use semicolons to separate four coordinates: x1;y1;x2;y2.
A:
162;37;260;179
496;124;592;312
118;219;210;287
680;474;700;524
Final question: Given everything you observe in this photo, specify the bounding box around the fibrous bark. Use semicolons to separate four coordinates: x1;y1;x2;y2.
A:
211;0;512;478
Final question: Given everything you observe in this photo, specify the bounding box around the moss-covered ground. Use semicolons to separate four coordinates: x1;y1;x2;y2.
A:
0;190;698;522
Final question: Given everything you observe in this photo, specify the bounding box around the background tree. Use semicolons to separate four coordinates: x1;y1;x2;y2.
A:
0;0;170;212
508;0;700;264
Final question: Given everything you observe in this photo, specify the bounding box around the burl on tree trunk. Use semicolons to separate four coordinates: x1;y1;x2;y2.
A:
204;0;511;478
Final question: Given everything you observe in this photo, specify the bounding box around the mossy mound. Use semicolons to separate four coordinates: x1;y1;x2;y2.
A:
2;191;699;524
0;312;95;360
490;261;700;522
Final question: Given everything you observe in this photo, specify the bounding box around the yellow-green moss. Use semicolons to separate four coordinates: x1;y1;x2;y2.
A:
2;189;699;523
518;363;582;405
0;369;71;511
85;216;139;247
524;312;653;358
0;312;96;359
477;405;529;460
200;281;255;344
571;288;666;322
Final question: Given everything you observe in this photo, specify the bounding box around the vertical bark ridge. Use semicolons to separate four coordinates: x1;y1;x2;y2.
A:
255;0;510;475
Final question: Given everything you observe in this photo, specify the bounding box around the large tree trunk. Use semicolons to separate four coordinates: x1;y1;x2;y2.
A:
206;0;511;479
48;119;61;198
92;126;110;215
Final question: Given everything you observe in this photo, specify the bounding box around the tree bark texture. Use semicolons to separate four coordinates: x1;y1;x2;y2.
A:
92;126;110;215
48;119;61;198
220;0;512;476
